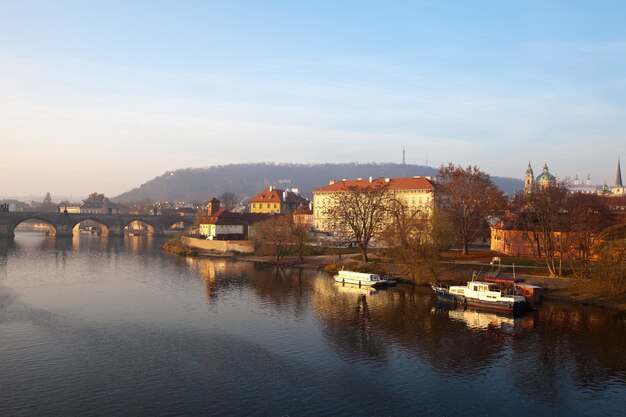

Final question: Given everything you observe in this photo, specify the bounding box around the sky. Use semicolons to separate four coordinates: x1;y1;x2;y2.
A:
1;0;625;199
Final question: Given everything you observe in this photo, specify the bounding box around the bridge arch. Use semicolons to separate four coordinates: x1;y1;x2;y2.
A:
123;219;158;235
68;218;110;236
13;217;56;236
162;218;194;231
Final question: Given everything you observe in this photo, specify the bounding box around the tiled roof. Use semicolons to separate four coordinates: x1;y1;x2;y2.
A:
249;188;309;204
199;209;244;225
294;205;313;215
314;177;435;192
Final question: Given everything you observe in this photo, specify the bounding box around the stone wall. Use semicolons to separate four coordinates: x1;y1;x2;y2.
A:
181;237;255;253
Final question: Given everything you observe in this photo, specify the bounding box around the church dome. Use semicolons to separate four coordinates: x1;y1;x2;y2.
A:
536;172;556;182
535;163;555;182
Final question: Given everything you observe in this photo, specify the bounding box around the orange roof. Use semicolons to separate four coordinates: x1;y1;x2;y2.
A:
249;187;309;204
314;177;435;193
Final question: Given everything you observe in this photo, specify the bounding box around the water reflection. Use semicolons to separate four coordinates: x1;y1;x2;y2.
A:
2;235;625;416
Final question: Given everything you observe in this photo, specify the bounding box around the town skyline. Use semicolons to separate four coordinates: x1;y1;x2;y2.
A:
2;1;625;197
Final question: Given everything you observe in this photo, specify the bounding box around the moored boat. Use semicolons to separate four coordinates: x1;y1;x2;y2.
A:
432;278;527;312
334;270;392;287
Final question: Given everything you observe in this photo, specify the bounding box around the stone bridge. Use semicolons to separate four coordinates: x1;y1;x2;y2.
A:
0;212;194;238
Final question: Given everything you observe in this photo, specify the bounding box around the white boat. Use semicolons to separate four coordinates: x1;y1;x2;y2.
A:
433;275;527;312
334;270;392;287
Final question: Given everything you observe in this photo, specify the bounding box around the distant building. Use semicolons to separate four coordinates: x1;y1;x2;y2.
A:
199;198;275;240
570;174;598;195
293;204;314;226
524;162;557;193
249;187;309;214
313;176;435;232
611;157;624;197
80;198;119;214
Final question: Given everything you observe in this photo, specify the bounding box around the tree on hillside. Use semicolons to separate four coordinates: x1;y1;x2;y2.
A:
436;164;507;255
323;182;391;262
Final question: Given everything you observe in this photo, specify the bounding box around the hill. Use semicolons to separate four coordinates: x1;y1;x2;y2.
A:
112;163;523;203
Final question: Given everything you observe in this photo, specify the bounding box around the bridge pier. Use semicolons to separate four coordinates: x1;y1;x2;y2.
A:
0;224;15;238
53;223;74;238
103;224;125;237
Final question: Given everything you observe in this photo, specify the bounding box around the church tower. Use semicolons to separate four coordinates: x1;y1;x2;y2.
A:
612;157;624;196
524;161;534;194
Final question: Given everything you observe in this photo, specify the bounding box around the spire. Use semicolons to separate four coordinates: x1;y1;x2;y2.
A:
525;161;533;175
616;156;623;187
402;147;406;165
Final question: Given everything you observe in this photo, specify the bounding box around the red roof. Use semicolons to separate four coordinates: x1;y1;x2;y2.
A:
294;205;313;215
314;177;435;193
199;209;243;226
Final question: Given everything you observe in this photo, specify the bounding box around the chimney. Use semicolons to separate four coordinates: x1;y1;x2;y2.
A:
425;176;431;180
269;186;273;192
292;188;299;194
385;178;390;183
342;179;346;182
329;179;335;185
283;190;287;201
369;176;372;183
357;178;362;180
414;176;421;179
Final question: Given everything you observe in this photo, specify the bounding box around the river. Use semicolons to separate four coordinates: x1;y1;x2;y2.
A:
1;232;625;416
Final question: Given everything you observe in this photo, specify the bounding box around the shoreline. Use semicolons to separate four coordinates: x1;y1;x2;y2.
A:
178;247;626;313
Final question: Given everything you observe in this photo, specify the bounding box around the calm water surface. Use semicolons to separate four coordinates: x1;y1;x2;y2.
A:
1;233;625;416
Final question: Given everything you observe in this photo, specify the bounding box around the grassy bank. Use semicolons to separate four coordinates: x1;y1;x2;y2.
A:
162;236;199;257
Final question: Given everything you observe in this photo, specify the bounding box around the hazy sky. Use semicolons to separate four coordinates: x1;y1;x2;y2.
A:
1;1;625;198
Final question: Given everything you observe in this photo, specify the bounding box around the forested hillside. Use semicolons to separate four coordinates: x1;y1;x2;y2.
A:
113;163;522;203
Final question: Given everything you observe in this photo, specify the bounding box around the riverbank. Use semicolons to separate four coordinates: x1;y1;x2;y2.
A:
180;246;626;312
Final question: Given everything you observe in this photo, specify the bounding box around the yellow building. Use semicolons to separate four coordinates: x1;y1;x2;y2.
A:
249;186;309;214
313;176;435;232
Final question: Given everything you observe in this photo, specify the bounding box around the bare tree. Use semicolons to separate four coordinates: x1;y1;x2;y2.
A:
85;192;106;203
323;182;391;262
219;192;239;211
436;164;507;255
563;193;615;280
511;183;569;277
252;215;293;261
382;198;455;283
291;221;312;262
595;224;626;293
38;192;57;212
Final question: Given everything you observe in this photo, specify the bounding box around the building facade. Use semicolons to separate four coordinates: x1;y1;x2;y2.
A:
249;187;309;214
312;176;435;232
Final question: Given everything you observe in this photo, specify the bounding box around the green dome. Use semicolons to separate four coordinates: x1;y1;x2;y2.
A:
536;162;555;182
536;172;556;182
